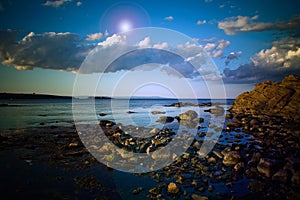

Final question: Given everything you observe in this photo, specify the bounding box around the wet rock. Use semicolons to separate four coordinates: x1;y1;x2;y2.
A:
170;102;183;107
234;162;244;171
226;182;233;188
98;120;116;127
149;186;161;195
73;176;102;189
192;117;204;124
191;194;209;200
175;175;184;184
151;110;166;115
193;141;201;149
198;132;206;137
291;171;300;185
178;110;198;121
222;151;241;166
149;128;159;135
167;182;180;194
99;113;107;116
214;126;223;132
179;120;198;128
68;142;79;147
248;152;261;166
208;157;216;164
204;105;224;116
257;158;275;177
272;169;288;183
127;111;136;114
225;113;233;119
132;187;143;195
156;116;174;124
248;180;264;192
208;185;214;192
249;119;259;126
212;150;223;159
234;133;243;139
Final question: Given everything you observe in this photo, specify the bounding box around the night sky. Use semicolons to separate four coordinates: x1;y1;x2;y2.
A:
0;0;300;98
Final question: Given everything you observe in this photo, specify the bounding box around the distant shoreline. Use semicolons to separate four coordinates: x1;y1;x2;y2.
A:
0;93;235;100
0;93;111;100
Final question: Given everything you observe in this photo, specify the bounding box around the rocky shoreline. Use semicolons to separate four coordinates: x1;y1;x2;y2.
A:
1;75;300;199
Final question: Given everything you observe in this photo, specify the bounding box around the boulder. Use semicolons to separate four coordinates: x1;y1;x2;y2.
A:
178;110;198;121
230;75;300;121
204;105;225;116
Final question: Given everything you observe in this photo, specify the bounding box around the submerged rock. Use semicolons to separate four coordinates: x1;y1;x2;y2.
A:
151;110;166;115
127;111;137;114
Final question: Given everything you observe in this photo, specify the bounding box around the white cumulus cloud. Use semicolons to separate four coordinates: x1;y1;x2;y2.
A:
223;37;300;82
86;32;103;41
164;16;174;21
197;20;206;25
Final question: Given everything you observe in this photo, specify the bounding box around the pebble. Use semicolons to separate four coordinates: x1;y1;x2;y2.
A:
132;187;143;195
212;150;223;159
208;185;214;192
272;169;288;183
257;158;275;177
222;151;241;166
191;194;209;200
68;142;79;147
208;157;216;164
167;182;180;194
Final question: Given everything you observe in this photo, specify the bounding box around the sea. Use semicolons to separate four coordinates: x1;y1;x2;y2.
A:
1;98;250;199
0;98;234;132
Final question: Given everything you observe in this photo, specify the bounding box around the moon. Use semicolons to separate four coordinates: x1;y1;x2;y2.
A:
119;20;132;32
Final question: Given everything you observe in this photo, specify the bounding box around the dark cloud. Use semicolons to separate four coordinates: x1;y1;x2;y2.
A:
0;30;220;80
219;14;300;35
0;30;94;72
225;51;242;65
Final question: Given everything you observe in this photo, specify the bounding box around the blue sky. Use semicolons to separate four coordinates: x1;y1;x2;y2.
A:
0;0;299;98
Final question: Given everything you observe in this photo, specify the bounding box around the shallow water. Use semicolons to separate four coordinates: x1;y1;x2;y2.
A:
0;98;234;131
